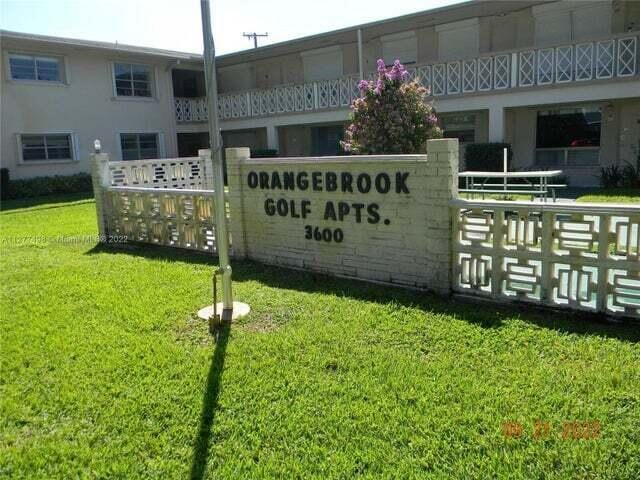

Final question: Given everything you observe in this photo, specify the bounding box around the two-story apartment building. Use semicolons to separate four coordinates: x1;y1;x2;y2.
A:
2;0;640;186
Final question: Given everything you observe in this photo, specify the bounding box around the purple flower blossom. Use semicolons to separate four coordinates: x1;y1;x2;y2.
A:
386;67;401;81
373;79;384;95
381;59;409;81
343;58;442;154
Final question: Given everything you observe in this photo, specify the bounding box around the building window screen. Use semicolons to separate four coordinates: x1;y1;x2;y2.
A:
114;63;152;97
535;107;601;167
120;133;159;160
20;134;72;161
441;114;476;144
9;54;62;82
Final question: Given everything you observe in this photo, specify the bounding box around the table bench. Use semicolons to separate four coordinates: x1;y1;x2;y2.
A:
459;170;567;201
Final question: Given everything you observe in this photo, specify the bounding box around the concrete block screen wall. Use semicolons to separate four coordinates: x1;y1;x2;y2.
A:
225;139;459;294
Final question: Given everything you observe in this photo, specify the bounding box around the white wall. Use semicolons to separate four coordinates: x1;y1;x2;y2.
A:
381;31;417;65
533;0;612;46
1;39;179;180
302;46;343;82
436;19;479;61
218;63;254;93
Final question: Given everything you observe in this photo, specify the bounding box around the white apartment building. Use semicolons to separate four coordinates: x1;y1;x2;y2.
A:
2;0;639;186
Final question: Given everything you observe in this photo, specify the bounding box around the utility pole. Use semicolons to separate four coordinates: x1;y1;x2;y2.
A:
198;0;249;324
243;32;268;49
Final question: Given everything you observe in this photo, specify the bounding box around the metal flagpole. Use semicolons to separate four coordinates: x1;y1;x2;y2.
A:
198;0;249;324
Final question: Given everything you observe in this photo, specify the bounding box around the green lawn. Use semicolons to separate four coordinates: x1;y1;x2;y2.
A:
460;192;534;201
1;195;639;479
575;188;640;203
461;188;640;202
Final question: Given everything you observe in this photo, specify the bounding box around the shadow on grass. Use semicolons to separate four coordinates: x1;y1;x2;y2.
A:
189;320;231;480
86;243;640;343
0;192;94;212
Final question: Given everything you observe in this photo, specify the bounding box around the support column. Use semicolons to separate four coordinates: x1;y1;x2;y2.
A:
266;125;279;151
425;138;459;295
488;106;505;143
224;147;250;259
90;149;111;241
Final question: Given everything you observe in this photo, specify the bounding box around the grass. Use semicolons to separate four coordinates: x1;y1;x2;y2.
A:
1;194;639;479
576;188;640;203
460;192;534;201
461;188;640;202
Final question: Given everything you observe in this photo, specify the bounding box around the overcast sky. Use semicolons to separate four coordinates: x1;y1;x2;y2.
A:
1;0;466;55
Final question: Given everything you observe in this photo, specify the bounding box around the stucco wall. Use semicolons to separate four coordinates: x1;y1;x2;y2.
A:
1;41;178;179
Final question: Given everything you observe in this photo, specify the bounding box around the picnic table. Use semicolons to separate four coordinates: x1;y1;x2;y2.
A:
459;170;566;201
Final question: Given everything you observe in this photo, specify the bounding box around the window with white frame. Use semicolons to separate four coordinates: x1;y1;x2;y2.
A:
120;133;159;160
535;106;601;167
19;134;73;162
440;114;476;144
9;54;63;82
113;63;152;97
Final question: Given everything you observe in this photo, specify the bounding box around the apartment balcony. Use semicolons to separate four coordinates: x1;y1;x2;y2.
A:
174;97;208;122
174;33;638;123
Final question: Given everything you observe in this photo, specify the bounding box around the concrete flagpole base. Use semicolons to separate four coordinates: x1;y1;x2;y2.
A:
198;301;251;321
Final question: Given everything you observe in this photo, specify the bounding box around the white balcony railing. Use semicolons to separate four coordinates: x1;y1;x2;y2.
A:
174;34;638;123
174;97;208;123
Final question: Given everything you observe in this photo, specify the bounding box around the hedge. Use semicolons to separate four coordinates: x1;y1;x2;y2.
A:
250;149;278;158
1;170;93;200
464;143;513;171
1;168;9;199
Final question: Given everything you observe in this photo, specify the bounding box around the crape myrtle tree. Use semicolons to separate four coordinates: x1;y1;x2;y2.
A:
341;59;442;154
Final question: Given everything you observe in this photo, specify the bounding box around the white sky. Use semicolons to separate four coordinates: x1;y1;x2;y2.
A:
1;0;466;55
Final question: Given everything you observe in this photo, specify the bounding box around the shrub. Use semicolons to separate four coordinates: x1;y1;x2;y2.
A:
600;165;622;188
4;173;93;199
620;160;640;189
464;143;513;171
251;149;278;158
341;59;442;154
600;162;640;189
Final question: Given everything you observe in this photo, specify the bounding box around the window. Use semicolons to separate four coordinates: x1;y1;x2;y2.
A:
311;125;344;156
535;106;601;167
441;114;476;144
9;54;62;82
120;133;159;160
20;134;73;162
114;63;152;97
